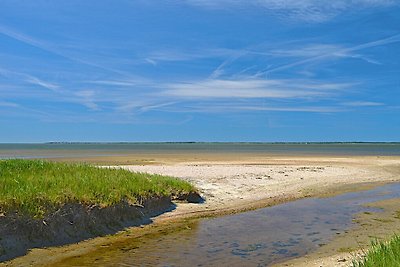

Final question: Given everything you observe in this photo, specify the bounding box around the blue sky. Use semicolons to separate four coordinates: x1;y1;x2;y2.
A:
0;1;399;142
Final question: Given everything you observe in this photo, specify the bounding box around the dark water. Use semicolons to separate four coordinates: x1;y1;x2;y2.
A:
1;143;400;159
59;183;400;267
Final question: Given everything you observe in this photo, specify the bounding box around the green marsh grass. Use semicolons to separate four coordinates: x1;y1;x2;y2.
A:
353;235;400;267
0;159;195;217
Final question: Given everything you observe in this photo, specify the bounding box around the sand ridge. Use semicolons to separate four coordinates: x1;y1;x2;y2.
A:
120;156;399;216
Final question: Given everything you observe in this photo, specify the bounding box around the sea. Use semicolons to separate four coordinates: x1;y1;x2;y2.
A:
0;142;399;159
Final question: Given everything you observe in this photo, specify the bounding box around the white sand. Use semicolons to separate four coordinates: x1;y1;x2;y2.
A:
120;157;399;215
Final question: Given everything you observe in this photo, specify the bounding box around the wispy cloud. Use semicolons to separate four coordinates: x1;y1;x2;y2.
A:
85;78;151;87
255;33;400;76
180;104;343;113
208;36;394;79
0;67;59;91
235;105;342;113
115;100;177;113
146;50;205;62
145;58;158;66
144;48;234;66
266;44;380;64
0;101;19;108
182;0;398;22
25;77;59;91
138;102;178;113
209;49;248;79
0;24;47;51
0;24;133;77
268;44;348;58
0;99;54;121
74;90;99;110
163;78;351;99
341;101;384;107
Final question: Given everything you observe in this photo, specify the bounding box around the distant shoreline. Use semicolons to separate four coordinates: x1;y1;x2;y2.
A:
7;141;400;145
1;142;400;162
0;141;400;145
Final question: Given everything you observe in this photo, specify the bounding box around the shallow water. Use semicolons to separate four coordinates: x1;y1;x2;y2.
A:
58;183;400;267
1;142;400;159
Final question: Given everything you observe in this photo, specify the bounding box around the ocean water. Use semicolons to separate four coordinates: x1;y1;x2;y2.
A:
0;143;399;159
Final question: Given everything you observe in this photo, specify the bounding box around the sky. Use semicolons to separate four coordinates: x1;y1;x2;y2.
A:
0;0;399;142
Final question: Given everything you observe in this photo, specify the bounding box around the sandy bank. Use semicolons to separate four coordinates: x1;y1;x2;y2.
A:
120;156;400;218
0;197;175;262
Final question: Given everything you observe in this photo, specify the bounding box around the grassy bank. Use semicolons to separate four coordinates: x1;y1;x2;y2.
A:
0;159;195;217
353;235;400;267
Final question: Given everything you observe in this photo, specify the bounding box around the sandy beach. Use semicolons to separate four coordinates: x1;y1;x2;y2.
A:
3;155;400;266
111;155;400;222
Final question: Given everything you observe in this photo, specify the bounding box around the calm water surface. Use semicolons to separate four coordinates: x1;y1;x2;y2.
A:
1;143;400;159
58;183;400;267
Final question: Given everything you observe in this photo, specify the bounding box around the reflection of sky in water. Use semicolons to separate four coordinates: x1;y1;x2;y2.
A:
59;183;400;267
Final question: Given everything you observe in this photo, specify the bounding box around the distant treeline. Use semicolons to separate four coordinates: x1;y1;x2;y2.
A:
44;141;400;145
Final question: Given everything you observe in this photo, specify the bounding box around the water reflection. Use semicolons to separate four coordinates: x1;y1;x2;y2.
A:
58;183;400;267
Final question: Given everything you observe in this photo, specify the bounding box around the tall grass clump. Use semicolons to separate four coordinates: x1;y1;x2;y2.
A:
353;235;400;267
0;159;195;218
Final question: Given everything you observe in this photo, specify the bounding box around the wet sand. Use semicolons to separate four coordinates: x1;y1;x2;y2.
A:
2;155;400;266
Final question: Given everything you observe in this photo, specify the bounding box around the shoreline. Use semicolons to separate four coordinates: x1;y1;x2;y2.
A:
2;155;400;266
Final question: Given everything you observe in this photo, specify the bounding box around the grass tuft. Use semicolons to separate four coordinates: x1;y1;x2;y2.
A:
0;159;195;218
353;234;400;267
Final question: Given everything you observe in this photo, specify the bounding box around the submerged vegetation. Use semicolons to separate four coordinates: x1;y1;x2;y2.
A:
353;235;400;267
0;159;195;217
